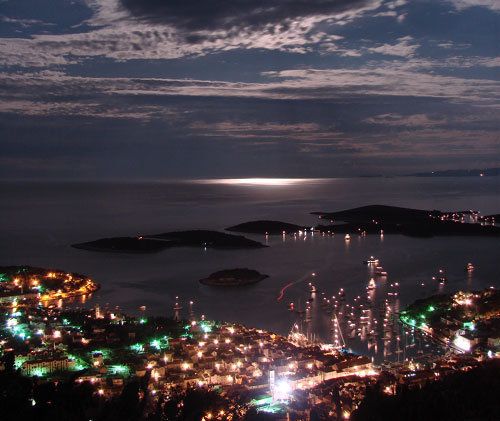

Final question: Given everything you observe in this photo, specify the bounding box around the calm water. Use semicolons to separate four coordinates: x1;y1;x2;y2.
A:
1;177;499;360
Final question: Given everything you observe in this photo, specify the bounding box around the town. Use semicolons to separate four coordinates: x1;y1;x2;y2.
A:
0;267;499;420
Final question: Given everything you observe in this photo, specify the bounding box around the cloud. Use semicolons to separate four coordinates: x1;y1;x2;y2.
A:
447;0;500;11
118;0;379;33
366;36;419;57
1;52;499;126
261;62;500;105
0;0;498;179
0;98;170;121
0;0;389;68
363;113;447;127
0;14;351;67
188;121;343;142
436;41;471;50
3;0;494;70
0;15;55;28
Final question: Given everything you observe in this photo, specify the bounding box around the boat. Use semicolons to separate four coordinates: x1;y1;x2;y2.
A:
437;269;446;281
288;323;309;347
344;234;351;240
296;298;305;315
305;309;312;322
363;256;379;265
367;278;376;290
465;263;474;272
375;271;388;277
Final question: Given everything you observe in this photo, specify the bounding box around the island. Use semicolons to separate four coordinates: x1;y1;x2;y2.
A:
72;236;171;253
408;167;500;177
0;265;99;303
150;230;265;249
313;204;435;223
72;230;266;253
226;220;306;235
312;205;500;237
199;268;269;286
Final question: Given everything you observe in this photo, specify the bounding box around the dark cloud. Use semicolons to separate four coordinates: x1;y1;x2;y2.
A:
120;0;372;33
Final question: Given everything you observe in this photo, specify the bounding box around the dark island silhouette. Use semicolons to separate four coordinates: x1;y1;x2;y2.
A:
73;205;500;253
199;268;268;286
312;205;500;238
312;204;436;223
225;205;500;238
72;230;265;253
72;237;170;253
408;167;500;177
226;220;306;235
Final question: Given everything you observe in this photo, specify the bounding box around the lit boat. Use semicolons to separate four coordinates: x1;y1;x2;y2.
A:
296;299;305;315
465;263;475;272
344;234;351;240
367;278;376;290
305;309;312;322
363;256;379;265
436;269;447;283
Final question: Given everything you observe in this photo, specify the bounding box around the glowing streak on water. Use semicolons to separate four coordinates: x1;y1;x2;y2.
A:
191;178;329;186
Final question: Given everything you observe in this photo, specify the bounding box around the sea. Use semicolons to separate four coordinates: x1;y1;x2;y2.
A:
1;177;499;362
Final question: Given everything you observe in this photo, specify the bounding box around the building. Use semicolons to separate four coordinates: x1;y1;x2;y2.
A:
22;355;72;375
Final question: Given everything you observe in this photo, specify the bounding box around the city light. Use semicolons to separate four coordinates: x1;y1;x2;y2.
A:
273;379;292;401
453;335;471;352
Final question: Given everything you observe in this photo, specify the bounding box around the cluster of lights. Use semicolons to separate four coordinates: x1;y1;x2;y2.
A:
130;343;145;353
108;364;130;376
150;336;169;351
453;291;475;306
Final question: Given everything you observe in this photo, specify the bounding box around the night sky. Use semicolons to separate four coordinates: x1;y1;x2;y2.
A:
0;0;498;179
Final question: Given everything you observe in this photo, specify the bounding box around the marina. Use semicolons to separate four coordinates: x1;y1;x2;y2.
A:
1;179;499;376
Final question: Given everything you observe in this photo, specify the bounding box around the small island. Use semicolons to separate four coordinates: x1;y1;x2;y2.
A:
72;230;266;253
226;220;306;235
199;268;269;286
